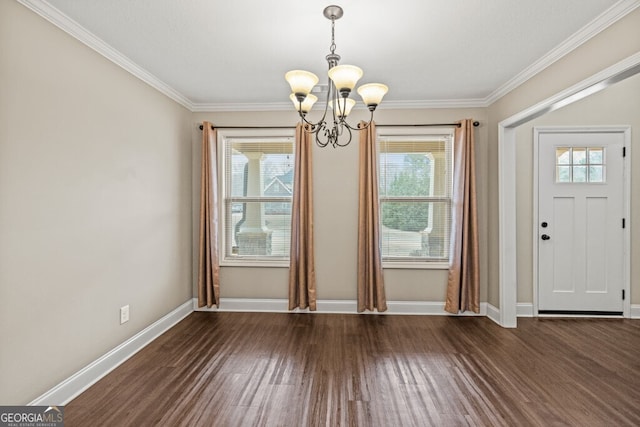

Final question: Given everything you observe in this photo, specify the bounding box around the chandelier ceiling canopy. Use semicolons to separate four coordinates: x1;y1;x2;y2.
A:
285;5;388;148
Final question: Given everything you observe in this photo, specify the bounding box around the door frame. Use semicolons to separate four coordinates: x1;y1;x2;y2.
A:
498;51;640;327
532;126;631;317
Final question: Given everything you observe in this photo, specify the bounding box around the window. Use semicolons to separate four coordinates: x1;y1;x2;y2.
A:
556;147;605;183
218;129;295;266
377;128;453;267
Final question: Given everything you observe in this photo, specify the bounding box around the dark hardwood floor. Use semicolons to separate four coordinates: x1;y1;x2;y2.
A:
66;312;640;426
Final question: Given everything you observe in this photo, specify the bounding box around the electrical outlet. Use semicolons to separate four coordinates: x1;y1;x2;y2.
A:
120;305;130;324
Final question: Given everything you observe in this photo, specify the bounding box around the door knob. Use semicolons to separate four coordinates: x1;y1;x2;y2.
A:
541;234;551;241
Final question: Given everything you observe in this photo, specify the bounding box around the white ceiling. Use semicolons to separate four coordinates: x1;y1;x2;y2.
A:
26;0;636;110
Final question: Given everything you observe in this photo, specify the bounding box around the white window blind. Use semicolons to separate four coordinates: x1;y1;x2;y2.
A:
219;130;295;265
377;130;453;263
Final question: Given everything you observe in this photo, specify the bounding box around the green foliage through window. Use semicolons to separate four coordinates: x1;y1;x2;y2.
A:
381;154;431;232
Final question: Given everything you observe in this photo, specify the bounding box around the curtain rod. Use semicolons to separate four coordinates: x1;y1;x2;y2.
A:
377;121;480;128
199;125;294;130
198;121;479;131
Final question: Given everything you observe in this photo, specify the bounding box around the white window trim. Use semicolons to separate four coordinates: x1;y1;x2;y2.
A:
382;261;450;270
376;126;454;269
217;128;295;267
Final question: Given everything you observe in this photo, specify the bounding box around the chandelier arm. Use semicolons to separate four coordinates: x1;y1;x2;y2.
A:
315;123;337;148
344;110;375;131
344;121;363;131
333;125;352;147
315;131;329;148
332;121;344;140
303;75;335;135
297;111;322;131
336;95;345;118
327;81;338;127
303;123;319;134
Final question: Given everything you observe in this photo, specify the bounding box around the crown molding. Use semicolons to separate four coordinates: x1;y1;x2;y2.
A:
190;98;488;113
191;102;293;112
16;0;195;111
484;0;640;106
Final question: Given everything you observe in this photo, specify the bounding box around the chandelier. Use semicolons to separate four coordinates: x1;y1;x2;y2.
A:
285;5;388;148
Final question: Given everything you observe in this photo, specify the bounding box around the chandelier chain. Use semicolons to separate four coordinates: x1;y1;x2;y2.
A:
330;18;336;55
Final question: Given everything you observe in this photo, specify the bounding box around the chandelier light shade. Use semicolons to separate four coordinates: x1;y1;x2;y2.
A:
285;5;387;147
285;70;319;99
357;83;389;110
290;93;318;113
328;65;363;94
329;98;356;118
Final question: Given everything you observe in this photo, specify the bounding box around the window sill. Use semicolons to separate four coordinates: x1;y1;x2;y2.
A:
220;259;290;268
382;261;449;270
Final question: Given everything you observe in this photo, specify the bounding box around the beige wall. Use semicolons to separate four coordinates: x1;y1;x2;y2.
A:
0;2;193;404
514;73;640;303
192;108;489;303
486;8;640;307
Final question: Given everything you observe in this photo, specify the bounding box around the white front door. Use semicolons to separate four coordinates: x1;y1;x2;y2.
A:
536;128;627;314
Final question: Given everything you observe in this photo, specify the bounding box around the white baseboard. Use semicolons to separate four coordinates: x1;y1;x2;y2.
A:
486;303;534;326
500;302;636;319
194;298;290;312
486;303;501;325
517;303;534;317
29;299;194;406
194;298;488;316
385;301;487;316
515;302;639;318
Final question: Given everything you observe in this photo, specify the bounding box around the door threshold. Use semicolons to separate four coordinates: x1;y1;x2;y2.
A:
538;310;623;316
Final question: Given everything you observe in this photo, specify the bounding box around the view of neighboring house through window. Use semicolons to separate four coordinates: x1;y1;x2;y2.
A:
219;129;295;265
377;128;453;266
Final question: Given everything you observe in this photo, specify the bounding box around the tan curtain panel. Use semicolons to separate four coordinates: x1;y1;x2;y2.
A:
357;122;387;312
445;119;480;313
197;122;221;308
288;124;317;310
